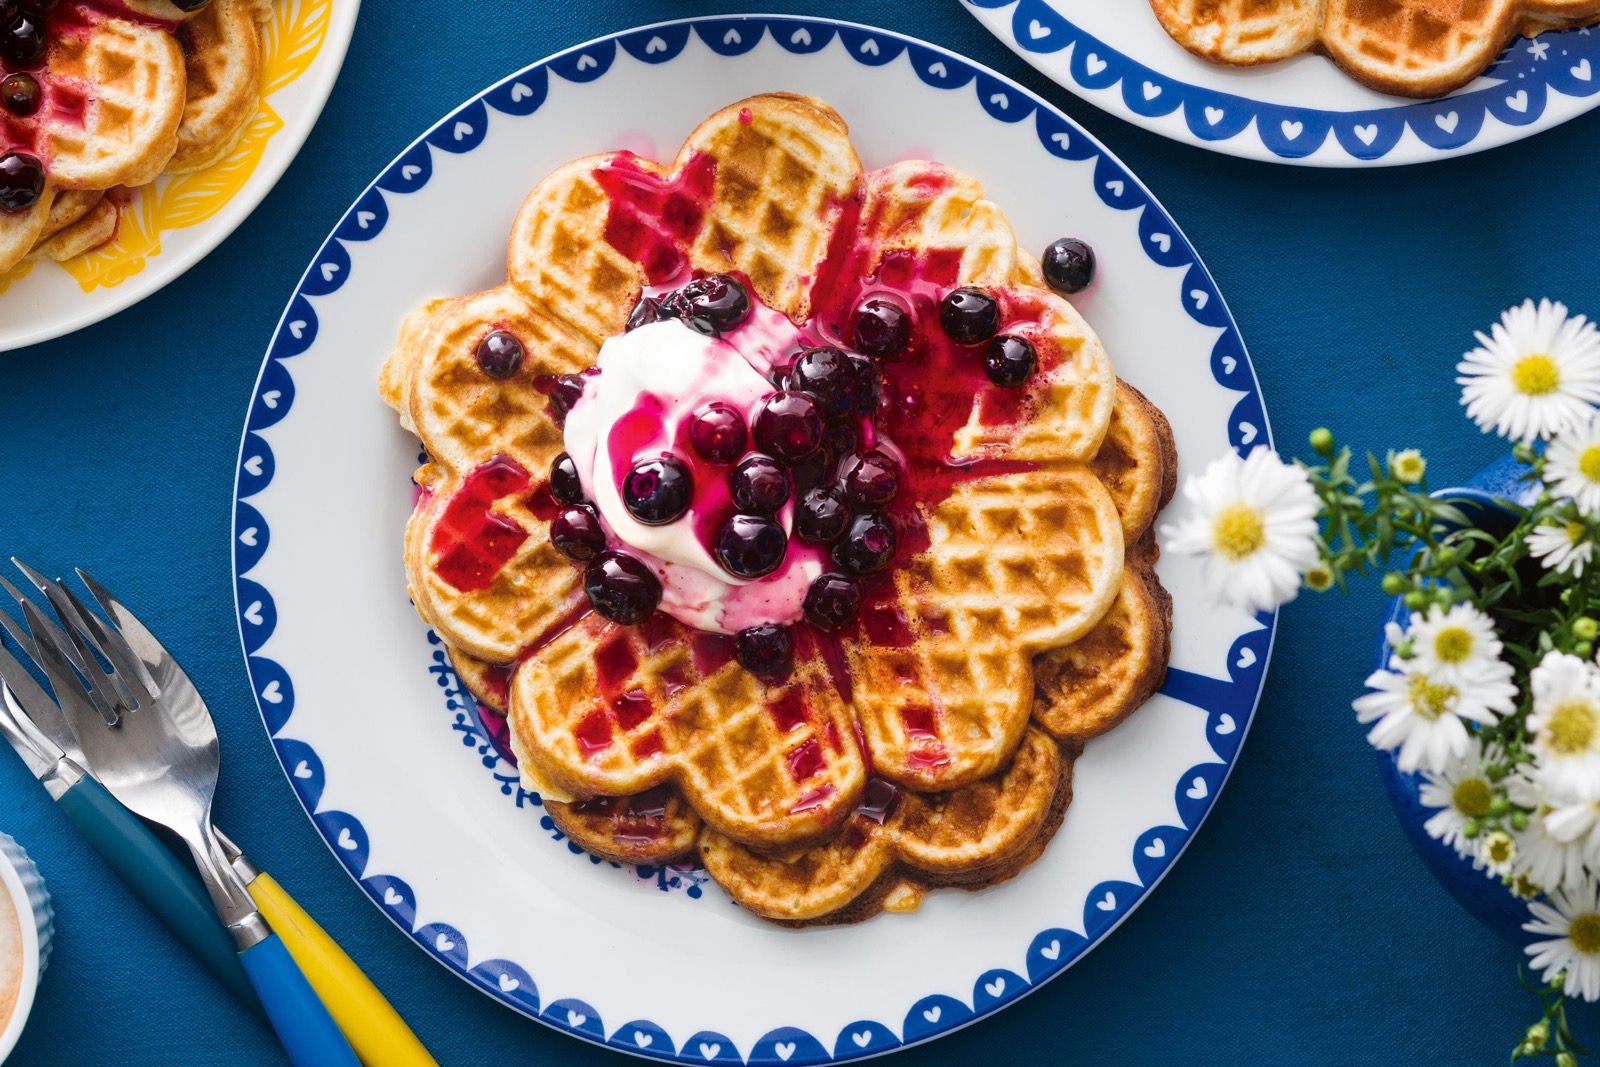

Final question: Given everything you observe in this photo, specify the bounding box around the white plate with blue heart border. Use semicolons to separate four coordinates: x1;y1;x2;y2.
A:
234;16;1273;1063
964;0;1600;166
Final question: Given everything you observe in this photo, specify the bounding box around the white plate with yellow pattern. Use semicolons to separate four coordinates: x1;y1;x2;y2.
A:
0;0;358;353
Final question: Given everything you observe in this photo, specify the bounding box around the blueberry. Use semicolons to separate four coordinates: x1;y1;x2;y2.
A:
833;512;896;575
0;152;43;213
622;455;692;525
939;287;999;346
735;623;793;681
668;274;750;333
789;448;835;494
821;421;857;462
0;12;43;68
752;391;823;462
984;335;1036;387
714;514;787;579
803;572;862;629
169;0;211;10
17;0;60;13
794;486;848;544
584;551;661;624
1041;237;1095;294
836;450;899;509
545;373;586;419
786;346;855;421
474;329;524;378
688;402;746;465
550;505;606;562
730;454;790;516
847;353;879;415
1;72;39;117
852;295;911;360
549;453;584;505
626;296;668;331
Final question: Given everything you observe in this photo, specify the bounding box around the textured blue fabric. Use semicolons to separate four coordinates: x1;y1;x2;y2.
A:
1;2;1596;1063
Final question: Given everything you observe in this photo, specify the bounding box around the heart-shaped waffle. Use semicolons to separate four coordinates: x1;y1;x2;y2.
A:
382;93;1137;861
1148;0;1600;97
447;380;1175;922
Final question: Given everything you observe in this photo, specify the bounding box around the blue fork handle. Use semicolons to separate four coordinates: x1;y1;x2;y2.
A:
240;933;361;1067
56;775;261;1012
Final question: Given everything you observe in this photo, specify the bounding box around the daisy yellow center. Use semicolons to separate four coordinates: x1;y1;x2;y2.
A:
1547;700;1599;756
1581;445;1600;484
1570;913;1600;955
1486;835;1514;864
1407;674;1457;721
1433;627;1474;664
1211;503;1265;562
1568;521;1587;544
1512;354;1561;397
1451;777;1493;818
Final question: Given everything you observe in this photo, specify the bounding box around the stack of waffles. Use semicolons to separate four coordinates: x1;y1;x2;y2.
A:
0;0;271;273
1148;0;1600;97
380;93;1179;925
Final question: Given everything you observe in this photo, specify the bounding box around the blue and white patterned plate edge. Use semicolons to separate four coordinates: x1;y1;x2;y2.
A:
964;0;1600;167
232;16;1275;1063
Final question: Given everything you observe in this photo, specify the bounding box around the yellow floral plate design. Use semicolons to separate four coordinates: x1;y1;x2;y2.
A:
0;0;360;352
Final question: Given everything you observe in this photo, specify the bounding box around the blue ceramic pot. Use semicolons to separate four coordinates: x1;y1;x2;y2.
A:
1374;454;1541;946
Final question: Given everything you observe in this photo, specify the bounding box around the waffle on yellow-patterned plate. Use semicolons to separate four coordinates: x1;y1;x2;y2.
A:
0;0;271;273
380;93;1179;924
1148;0;1600;98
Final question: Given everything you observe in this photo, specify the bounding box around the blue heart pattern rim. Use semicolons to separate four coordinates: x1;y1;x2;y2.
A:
966;0;1600;165
233;17;1275;1064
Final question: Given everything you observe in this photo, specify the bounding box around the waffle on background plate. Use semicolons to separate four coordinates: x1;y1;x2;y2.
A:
1148;0;1600;98
0;0;271;274
380;94;1179;925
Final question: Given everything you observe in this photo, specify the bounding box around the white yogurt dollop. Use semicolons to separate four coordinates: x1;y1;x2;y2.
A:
564;319;825;633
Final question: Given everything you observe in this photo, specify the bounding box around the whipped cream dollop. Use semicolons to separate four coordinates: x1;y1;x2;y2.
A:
563;317;826;633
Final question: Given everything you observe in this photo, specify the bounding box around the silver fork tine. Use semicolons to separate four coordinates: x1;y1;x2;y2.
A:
2;575;120;726
13;561;143;716
0;574;59;666
19;600;131;740
75;569;165;695
52;581;156;704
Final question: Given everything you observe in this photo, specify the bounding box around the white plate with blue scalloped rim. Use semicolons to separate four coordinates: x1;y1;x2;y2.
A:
234;16;1272;1063
964;0;1600;166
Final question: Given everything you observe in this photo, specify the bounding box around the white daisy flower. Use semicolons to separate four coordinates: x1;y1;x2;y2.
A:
1529;652;1600;803
1458;299;1600;442
1508;772;1591;893
1543;796;1600;873
1353;662;1515;775
1402;603;1514;690
1525;882;1600;1001
1418;738;1493;862
1161;446;1320;615
1545;414;1600;517
1482;829;1518;877
1528;520;1595;578
1390;449;1427;484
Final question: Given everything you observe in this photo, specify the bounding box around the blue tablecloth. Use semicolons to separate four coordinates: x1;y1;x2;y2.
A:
0;2;1591;1063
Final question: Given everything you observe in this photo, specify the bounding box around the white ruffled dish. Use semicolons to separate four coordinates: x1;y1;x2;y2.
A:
0;832;52;1062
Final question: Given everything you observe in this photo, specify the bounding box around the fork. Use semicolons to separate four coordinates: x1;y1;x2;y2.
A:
9;566;361;1067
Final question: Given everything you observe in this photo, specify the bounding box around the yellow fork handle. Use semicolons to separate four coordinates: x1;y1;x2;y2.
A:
247;871;438;1067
